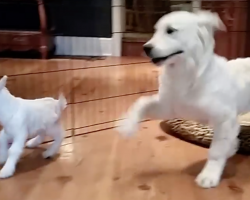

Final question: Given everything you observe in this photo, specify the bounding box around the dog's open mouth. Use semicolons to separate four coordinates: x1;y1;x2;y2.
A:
151;50;184;64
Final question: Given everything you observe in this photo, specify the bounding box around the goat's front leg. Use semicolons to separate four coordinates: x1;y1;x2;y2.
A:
0;131;27;179
0;130;9;165
195;118;240;188
116;94;167;137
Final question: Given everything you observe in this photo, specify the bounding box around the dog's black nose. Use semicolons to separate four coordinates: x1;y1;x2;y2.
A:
143;44;153;56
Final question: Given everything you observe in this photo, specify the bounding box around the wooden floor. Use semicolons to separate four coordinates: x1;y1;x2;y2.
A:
0;57;250;200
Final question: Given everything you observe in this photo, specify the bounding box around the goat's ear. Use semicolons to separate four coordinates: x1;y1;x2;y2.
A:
0;76;8;90
196;10;226;32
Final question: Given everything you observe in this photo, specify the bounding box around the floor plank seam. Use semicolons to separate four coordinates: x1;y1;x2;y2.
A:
5;61;150;77
43;119;152;144
67;89;158;105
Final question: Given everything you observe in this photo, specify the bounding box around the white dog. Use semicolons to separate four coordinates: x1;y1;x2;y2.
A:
0;76;67;178
116;10;250;189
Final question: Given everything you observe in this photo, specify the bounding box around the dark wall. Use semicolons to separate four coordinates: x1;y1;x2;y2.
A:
0;0;112;38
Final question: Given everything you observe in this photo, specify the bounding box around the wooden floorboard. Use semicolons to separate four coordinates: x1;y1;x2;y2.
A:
0;57;249;199
5;61;157;104
0;121;249;200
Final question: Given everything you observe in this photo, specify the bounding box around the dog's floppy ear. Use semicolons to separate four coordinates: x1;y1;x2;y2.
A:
196;10;226;32
0;76;8;90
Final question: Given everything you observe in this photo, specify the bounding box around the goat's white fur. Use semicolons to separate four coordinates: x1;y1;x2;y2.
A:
0;76;67;178
116;10;249;188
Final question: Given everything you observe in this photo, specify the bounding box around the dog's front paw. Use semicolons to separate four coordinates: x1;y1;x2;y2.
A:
116;116;139;138
195;169;220;188
0;166;15;179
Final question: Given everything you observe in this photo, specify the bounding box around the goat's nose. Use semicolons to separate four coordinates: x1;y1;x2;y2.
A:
143;44;153;56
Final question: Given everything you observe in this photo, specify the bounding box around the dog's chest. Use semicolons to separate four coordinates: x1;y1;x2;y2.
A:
27;130;43;139
160;85;209;123
172;100;208;123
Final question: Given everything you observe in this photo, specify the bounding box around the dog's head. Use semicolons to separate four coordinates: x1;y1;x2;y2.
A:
144;10;226;66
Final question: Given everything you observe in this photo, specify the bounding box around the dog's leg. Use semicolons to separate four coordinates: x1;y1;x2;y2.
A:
42;124;64;159
116;94;167;137
195;118;239;188
26;135;45;148
0;130;9;165
0;132;27;178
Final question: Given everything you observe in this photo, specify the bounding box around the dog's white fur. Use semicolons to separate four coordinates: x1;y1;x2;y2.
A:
0;76;67;178
116;10;250;188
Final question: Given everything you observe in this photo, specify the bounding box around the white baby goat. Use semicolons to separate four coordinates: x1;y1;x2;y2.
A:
0;75;67;178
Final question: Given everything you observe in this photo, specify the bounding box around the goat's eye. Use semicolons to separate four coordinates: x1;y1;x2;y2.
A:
166;27;177;34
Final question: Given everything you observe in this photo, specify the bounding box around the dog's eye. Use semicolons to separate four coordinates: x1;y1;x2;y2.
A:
166;27;177;34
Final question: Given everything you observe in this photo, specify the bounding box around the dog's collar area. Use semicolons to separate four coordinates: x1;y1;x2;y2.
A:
151;50;184;64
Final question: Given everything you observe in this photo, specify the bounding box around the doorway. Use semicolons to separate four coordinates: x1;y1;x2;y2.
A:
122;0;196;56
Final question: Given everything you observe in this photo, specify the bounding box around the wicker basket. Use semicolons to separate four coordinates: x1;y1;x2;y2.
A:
163;118;250;154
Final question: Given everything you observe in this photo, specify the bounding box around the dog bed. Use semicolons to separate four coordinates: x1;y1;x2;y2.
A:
163;117;250;154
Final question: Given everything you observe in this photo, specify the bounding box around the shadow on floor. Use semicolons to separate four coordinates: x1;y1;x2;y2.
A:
15;147;59;176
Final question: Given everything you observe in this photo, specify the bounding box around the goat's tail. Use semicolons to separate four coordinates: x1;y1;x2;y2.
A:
57;93;67;112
